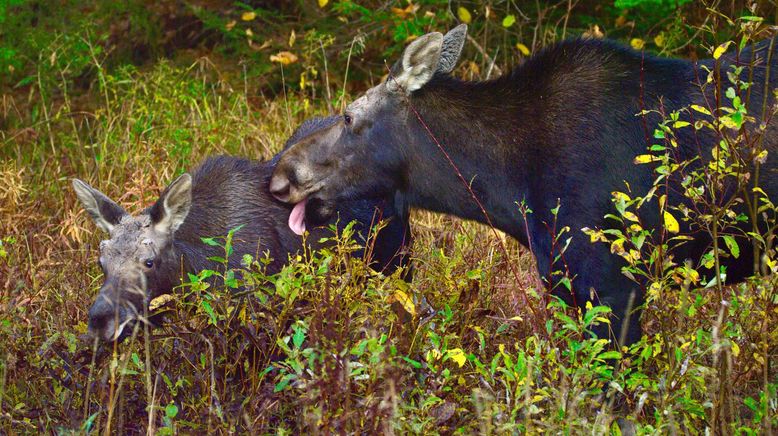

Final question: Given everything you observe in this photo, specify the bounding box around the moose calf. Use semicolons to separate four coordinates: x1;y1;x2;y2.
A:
75;116;411;342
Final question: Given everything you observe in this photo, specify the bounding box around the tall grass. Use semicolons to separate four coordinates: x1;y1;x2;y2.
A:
1;2;776;434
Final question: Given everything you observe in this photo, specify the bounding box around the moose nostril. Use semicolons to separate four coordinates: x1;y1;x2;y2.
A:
88;297;119;332
269;175;291;201
88;314;104;331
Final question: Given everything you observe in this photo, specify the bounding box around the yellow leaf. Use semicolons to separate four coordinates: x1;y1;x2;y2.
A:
241;11;256;21
610;239;625;255
664;211;680;233
630;38;645;50
731;341;740;357
713;41;732;60
270;51;298;65
623;211;640;222
673;121;690;129
628;223;643;233
289;30;296;47
149;294;175;312
446;348;467;367
75;321;88;334
634;154;659;164
318;0;328;7
457;6;472;24
612;191;631;202
648;282;662;299
390;289;416;317
516;43;530;56
653;33;665;48
690;104;711;116
391;4;419;18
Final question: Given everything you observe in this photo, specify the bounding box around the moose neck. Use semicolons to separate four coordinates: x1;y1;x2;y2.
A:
403;74;539;243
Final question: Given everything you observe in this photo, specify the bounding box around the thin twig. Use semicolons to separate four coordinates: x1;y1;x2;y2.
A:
467;35;503;77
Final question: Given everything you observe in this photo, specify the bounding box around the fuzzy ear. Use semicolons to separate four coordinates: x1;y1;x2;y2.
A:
72;179;127;233
436;24;467;74
150;173;192;234
387;31;444;94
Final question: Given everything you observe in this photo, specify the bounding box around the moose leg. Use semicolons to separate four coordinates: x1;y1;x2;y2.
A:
565;244;645;348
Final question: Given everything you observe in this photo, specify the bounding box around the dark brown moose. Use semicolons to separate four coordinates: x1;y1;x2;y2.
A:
75;116;410;342
270;25;778;346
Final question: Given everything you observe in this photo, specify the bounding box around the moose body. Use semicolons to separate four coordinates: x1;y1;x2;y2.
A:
75;117;411;341
270;25;778;345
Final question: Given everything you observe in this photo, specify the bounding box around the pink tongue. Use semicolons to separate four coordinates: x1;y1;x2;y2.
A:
288;199;308;235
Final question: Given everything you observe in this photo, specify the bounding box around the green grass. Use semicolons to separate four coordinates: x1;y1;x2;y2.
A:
1;1;777;434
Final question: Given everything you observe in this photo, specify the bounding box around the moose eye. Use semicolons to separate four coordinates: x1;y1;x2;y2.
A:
344;113;353;126
144;259;154;269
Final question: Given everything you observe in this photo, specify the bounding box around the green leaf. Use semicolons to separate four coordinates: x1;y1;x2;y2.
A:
165;403;179;419
722;235;740;258
201;237;221;246
598;350;622;360
274;374;295;392
292;326;305;349
402;356;422;369
502;15;516;28
201;300;217;324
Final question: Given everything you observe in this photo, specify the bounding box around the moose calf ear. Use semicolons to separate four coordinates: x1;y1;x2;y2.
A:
72;179;127;233
151;173;192;234
437;24;467;74
388;31;444;94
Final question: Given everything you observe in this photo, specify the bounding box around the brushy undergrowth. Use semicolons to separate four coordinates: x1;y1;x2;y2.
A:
1;1;777;434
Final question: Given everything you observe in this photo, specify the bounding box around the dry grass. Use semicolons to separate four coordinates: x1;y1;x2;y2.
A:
0;14;776;434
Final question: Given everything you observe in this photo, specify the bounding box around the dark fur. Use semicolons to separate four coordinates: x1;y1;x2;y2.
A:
273;37;778;345
86;116;411;340
167;115;411;278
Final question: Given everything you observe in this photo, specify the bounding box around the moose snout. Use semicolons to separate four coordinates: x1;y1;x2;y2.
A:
269;172;292;202
88;294;129;341
270;162;310;204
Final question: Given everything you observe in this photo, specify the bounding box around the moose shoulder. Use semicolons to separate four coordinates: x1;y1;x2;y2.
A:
75;116;411;342
270;25;778;346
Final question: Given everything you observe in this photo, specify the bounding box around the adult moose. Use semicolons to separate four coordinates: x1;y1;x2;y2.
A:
270;25;778;346
75;116;411;342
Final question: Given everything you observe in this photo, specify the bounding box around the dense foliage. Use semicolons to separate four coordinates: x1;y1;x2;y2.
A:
1;0;776;433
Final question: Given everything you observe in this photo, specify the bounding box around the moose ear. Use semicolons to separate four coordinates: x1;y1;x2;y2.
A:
150;173;192;234
436;24;467;74
72;179;127;233
387;31;444;94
